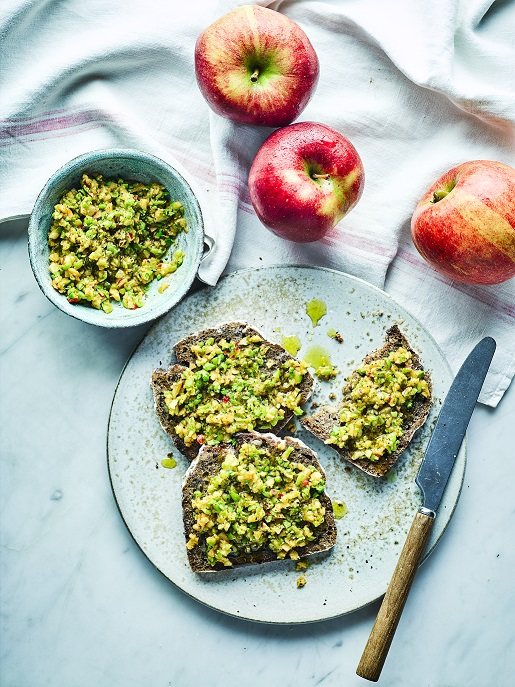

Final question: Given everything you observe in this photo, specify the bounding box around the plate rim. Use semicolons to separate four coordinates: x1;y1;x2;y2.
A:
106;264;466;624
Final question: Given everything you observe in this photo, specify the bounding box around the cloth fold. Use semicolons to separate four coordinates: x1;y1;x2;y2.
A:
1;0;513;405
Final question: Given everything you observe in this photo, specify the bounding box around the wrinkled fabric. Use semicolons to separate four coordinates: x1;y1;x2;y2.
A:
0;0;513;405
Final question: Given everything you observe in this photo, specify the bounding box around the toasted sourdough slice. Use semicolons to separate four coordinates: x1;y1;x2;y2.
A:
151;321;315;461
302;326;432;478
182;431;337;573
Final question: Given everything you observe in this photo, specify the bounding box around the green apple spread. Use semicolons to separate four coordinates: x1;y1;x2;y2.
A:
164;334;309;447
327;347;430;461
48;174;186;312
186;441;327;567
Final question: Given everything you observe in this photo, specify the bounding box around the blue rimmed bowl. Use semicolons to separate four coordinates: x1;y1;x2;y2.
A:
28;149;204;328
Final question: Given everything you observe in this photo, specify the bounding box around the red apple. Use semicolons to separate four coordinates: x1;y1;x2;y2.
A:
248;121;365;242
411;160;515;285
194;5;319;127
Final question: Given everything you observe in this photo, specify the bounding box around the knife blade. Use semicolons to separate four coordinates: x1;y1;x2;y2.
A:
416;336;496;514
356;336;496;683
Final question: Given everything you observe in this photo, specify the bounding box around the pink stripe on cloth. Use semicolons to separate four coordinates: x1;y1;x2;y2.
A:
396;246;515;320
217;181;250;205
0;109;109;140
0;122;108;148
0;106;85;125
322;227;393;256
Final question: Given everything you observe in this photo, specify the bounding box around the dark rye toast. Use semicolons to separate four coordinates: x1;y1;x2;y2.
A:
152;365;199;460
151;321;315;461
182;431;337;573
302;326;432;478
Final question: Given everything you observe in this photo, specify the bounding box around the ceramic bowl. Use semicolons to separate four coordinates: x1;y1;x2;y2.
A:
28;149;204;328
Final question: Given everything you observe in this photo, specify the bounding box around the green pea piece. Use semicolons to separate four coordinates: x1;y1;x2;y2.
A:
47;173;187;313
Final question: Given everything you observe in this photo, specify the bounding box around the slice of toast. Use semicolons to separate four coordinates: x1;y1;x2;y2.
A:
151;365;198;460
151;321;315;461
182;431;337;573
302;326;432;478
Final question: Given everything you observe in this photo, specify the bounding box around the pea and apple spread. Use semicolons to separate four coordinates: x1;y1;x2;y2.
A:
158;328;311;453
182;433;337;572
302;326;432;478
326;346;430;461
151;321;314;460
186;441;326;566
48;173;186;312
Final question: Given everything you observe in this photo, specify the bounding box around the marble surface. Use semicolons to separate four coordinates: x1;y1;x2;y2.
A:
1;217;514;687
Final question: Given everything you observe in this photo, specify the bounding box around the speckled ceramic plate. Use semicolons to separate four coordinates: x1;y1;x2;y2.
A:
107;266;465;624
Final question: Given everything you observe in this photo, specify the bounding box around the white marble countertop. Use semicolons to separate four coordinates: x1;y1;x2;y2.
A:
1;217;514;687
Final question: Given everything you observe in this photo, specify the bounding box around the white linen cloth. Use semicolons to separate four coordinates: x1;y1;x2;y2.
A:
0;0;513;405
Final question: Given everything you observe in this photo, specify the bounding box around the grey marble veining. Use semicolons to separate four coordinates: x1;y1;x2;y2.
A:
1;218;514;687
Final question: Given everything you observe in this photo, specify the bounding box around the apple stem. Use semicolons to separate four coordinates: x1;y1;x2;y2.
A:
250;69;259;83
433;189;448;202
312;173;330;180
432;178;457;203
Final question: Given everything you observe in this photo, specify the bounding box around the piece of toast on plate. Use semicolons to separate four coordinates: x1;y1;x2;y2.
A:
151;321;314;460
302;326;432;478
182;431;337;573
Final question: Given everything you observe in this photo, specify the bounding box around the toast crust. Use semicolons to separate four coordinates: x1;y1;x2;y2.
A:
151;321;315;460
302;326;432;478
182;431;337;573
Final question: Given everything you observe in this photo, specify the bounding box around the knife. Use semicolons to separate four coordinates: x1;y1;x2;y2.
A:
356;336;496;682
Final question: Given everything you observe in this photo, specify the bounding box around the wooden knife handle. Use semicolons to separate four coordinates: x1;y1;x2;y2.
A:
356;508;435;682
